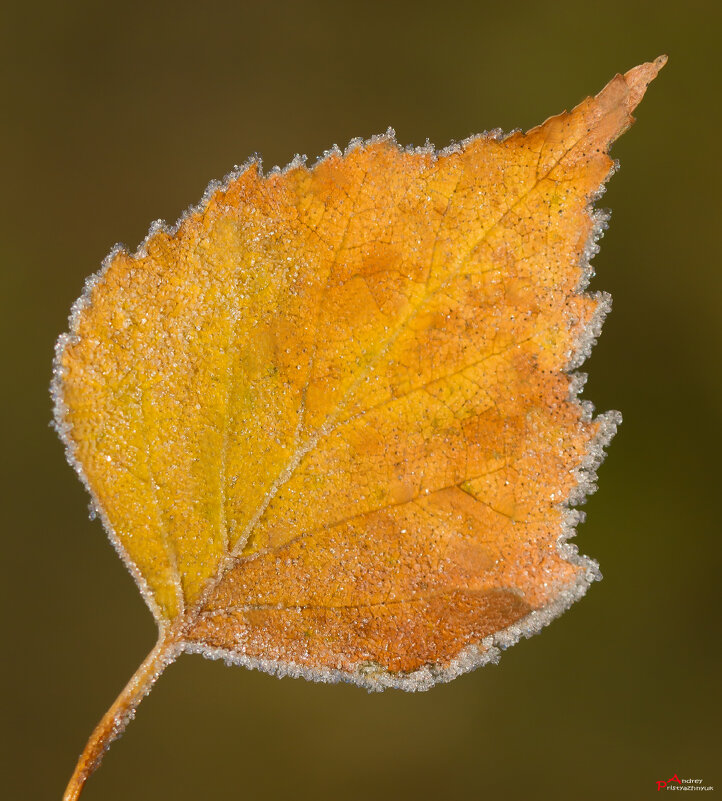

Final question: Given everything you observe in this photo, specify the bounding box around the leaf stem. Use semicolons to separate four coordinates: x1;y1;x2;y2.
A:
62;633;180;801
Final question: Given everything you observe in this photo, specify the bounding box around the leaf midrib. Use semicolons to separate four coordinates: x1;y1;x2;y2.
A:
172;118;609;634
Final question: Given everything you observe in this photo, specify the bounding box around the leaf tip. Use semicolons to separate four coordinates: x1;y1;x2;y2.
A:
622;55;667;112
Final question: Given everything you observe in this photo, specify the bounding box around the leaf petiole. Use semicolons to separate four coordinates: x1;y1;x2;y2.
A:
62;633;181;801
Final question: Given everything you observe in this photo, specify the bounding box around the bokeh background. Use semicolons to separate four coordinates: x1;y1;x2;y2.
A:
2;2;720;799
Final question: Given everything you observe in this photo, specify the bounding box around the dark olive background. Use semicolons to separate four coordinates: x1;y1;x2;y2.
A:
2;2;720;799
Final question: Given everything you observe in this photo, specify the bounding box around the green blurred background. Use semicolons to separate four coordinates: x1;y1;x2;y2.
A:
2;1;720;799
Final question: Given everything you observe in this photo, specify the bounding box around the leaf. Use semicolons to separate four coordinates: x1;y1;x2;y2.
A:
53;57;665;799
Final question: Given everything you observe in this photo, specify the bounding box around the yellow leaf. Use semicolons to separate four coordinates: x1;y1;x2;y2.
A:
53;57;665;800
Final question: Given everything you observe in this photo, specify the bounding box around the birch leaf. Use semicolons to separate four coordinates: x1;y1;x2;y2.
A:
53;57;665;800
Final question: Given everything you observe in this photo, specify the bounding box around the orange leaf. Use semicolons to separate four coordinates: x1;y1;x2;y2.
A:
53;57;665;799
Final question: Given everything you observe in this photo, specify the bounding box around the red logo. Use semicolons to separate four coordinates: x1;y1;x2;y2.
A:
657;774;682;791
